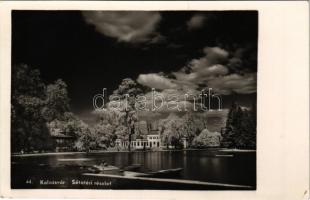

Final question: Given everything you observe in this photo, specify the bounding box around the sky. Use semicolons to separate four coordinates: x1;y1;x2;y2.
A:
12;11;258;125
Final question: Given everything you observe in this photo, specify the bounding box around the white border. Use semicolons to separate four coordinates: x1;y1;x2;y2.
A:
0;1;309;200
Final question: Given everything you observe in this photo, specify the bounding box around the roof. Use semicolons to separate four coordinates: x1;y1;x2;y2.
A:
149;130;159;134
147;134;160;137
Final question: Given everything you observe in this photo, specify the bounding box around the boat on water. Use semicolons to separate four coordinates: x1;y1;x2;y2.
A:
123;164;141;171
88;163;123;175
139;168;183;178
123;171;148;177
87;163;183;179
215;154;234;157
86;160;183;179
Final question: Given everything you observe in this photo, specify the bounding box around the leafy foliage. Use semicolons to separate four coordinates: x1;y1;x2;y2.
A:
109;78;142;151
42;79;70;122
221;102;256;149
11;64;80;152
11;64;53;152
192;128;222;148
159;113;183;148
158;113;206;148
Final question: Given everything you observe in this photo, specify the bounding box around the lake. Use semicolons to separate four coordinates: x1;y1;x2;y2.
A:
11;149;256;189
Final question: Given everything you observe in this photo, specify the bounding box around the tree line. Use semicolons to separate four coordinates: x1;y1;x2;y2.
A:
11;64;256;153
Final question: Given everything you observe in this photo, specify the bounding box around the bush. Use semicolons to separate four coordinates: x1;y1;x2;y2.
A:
192;128;222;148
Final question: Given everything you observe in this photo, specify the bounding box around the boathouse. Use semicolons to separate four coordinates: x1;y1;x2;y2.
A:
50;128;75;152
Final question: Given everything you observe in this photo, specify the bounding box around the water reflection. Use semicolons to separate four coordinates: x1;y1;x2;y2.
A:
12;150;256;186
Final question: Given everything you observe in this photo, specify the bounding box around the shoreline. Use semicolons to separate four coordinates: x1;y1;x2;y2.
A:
219;149;256;152
12;148;256;157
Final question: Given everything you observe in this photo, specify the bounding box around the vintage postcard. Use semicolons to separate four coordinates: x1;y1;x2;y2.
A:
10;9;257;190
0;1;308;200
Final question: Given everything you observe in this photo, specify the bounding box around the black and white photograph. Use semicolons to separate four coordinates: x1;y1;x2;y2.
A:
0;1;308;199
11;10;257;190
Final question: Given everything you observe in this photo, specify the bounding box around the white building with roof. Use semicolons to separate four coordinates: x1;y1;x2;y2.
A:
115;121;162;150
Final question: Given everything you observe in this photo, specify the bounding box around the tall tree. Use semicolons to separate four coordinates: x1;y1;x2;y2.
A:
249;102;257;148
221;102;239;148
159;113;184;149
92;108;125;148
110;78;142;151
221;102;257;149
41;79;70;122
180;112;206;146
11;64;53;152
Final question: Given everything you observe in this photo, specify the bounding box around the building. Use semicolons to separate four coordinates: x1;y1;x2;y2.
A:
115;121;162;150
115;121;192;150
146;134;161;148
50;128;75;152
115;133;161;150
181;137;189;149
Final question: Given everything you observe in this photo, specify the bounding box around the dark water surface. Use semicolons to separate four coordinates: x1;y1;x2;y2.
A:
12;149;256;189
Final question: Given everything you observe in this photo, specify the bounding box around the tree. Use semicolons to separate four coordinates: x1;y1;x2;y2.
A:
11;64;98;153
63;113;90;137
41;79;70;122
248;102;257;148
221;102;257;149
110;78;142;151
159;113;184;149
59;112;95;151
221;102;238;147
192;128;222;148
11;64;53;152
92;108;126;148
180;112;206;146
74;127;96;152
158;112;207;149
234;105;256;149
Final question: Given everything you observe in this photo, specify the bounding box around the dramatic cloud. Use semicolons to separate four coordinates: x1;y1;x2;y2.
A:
173;64;229;84
173;47;229;84
133;44;257;117
137;46;257;96
82;11;162;44
203;47;229;64
137;73;178;90
207;73;257;95
172;46;256;95
227;45;257;73
187;14;207;30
